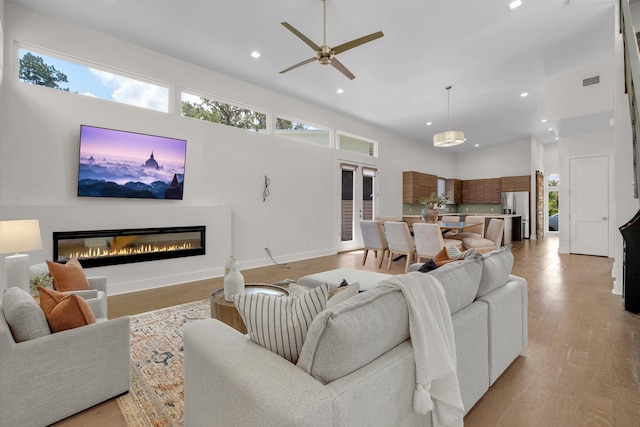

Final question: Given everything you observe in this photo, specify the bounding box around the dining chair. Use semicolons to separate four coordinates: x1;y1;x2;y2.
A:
413;223;445;263
462;218;504;253
383;221;416;273
359;220;389;268
451;215;485;240
441;215;461;238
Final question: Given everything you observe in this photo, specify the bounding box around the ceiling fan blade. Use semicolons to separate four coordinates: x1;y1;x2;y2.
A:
332;31;384;55
281;22;321;52
330;57;355;80
279;57;317;74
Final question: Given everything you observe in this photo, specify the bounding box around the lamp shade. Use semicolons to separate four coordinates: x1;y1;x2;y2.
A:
0;220;43;254
433;130;465;147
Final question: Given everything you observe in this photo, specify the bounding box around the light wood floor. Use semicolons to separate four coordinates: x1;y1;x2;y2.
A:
53;236;640;426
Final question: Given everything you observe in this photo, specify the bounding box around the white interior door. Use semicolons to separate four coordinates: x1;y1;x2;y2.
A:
569;155;609;256
338;162;376;252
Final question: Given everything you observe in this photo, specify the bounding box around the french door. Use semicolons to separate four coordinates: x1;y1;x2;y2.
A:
337;162;377;252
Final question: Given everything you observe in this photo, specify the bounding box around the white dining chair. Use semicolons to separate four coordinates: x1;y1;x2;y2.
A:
441;215;461;238
462;218;504;253
359;220;389;268
451;215;485;240
383;221;416;273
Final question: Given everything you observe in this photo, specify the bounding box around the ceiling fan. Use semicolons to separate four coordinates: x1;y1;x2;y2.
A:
279;0;384;80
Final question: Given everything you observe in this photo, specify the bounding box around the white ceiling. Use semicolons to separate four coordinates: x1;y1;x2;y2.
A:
8;0;617;152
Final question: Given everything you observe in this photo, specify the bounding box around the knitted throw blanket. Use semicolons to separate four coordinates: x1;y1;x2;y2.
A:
378;272;464;427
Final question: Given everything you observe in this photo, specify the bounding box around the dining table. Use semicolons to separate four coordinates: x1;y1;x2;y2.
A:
436;221;479;232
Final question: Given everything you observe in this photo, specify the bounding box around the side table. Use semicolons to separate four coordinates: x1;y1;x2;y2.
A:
210;283;289;334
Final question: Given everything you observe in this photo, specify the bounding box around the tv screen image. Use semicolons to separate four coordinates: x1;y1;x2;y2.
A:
78;125;187;200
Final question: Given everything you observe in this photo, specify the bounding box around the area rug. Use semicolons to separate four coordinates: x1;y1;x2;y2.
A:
116;299;210;427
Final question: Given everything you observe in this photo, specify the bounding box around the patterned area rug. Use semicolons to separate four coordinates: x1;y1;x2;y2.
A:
116;299;210;427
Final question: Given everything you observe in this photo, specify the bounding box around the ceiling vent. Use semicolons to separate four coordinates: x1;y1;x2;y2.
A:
583;76;600;86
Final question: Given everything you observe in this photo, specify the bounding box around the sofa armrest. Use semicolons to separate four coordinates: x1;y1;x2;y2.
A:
87;276;107;294
184;319;333;427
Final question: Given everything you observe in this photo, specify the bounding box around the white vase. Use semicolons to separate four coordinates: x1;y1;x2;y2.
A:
224;265;245;302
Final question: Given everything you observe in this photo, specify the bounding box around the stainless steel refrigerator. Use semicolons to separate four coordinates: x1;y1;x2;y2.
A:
501;192;530;239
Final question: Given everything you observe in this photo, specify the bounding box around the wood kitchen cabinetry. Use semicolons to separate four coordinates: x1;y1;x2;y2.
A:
462;178;501;204
501;175;531;192
403;171;438;203
445;179;462;204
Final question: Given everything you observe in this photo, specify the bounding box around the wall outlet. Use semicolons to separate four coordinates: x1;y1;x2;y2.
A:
409;207;412;213
491;207;494;212
465;208;469;211
13;193;23;203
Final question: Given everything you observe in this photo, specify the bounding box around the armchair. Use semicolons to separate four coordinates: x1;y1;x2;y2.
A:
0;287;130;426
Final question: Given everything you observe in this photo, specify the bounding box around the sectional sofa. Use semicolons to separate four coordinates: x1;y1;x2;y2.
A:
183;246;527;426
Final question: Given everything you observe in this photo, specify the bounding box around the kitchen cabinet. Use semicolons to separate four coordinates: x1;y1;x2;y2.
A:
403;171;437;204
462;178;500;204
445;179;462;204
501;175;531;192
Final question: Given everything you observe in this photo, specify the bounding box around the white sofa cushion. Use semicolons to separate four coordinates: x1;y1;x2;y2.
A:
297;286;410;384
232;284;328;363
2;287;51;342
476;246;514;298
428;257;483;314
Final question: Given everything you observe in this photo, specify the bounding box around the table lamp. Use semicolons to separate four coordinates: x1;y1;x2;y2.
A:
0;219;42;293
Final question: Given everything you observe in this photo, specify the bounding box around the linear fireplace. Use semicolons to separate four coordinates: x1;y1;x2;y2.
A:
53;226;206;268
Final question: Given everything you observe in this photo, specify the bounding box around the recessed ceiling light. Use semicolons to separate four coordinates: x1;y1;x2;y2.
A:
547;128;553;131
555;137;559;140
520;92;528;97
541;119;547;123
251;51;261;59
474;144;480;147
507;0;522;10
426;122;432;126
336;88;344;94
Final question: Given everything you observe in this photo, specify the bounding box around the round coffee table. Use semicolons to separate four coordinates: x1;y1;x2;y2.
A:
210;283;289;334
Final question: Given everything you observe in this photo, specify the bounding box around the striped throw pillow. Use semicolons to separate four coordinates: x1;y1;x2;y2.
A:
232;284;328;363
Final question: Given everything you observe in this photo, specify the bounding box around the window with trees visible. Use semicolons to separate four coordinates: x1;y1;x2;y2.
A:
337;132;377;157
547;174;559;232
275;116;330;147
181;91;267;132
17;47;170;112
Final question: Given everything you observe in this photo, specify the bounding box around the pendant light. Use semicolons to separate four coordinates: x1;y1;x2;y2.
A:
433;85;465;147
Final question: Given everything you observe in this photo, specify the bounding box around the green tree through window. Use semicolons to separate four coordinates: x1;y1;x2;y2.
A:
182;97;266;132
19;52;69;90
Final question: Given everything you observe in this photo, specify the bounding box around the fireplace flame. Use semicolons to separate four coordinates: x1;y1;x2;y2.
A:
65;242;194;260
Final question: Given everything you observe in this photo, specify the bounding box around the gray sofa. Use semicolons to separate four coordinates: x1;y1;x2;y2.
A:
184;247;527;426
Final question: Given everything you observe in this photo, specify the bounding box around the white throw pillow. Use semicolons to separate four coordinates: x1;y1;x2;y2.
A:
233;284;328;363
2;287;51;342
326;282;360;308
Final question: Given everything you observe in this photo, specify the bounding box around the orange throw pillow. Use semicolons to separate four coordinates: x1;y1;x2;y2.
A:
46;258;90;292
432;247;457;267
38;287;96;332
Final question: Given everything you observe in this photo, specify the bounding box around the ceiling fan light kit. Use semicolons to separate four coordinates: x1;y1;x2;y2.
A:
433;85;465;147
279;0;383;80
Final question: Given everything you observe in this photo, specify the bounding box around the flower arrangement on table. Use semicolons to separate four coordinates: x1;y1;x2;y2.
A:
420;192;450;209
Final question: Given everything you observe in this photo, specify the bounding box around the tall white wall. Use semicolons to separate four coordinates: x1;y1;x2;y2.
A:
0;4;456;294
454;139;531;180
543;142;559;173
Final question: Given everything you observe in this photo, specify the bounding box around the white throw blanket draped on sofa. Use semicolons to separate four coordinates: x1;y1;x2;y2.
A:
378;272;464;427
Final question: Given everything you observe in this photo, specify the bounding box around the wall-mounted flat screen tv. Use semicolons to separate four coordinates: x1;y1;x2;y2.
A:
77;125;187;200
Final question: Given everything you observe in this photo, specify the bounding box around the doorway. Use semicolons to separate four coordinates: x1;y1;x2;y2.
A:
338;162;377;252
569;155;609;256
